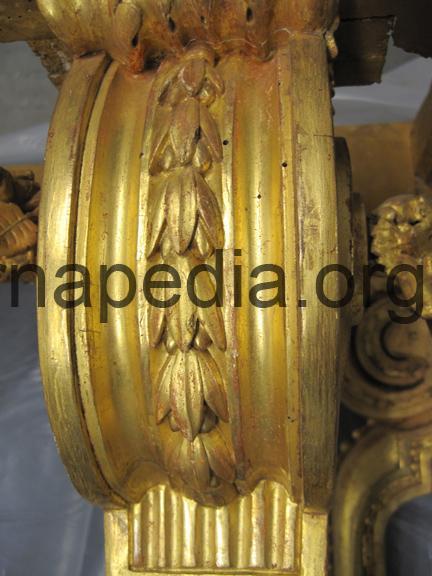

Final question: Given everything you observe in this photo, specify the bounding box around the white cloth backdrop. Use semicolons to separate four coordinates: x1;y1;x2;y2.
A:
0;285;104;576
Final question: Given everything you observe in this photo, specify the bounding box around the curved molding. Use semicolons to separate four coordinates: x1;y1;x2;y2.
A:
37;53;121;506
333;422;432;576
343;294;432;422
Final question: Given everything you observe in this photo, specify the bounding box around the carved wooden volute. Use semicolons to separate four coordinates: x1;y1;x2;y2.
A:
35;1;362;574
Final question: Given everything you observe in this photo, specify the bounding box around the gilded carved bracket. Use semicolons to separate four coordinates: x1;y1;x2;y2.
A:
32;1;363;575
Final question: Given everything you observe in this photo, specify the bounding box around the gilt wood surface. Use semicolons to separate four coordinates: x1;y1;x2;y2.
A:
35;1;350;574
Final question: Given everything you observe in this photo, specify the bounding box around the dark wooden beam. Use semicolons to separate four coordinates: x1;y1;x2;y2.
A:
0;0;52;42
339;0;395;19
334;17;393;86
412;85;432;186
393;0;432;58
335;0;432;86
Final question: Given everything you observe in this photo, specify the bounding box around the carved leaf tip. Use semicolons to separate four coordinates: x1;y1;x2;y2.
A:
147;180;167;257
179;59;206;96
112;1;143;61
202;428;236;484
169;351;204;441
199;104;223;162
148;287;167;347
156;349;230;439
197;306;227;351
170;98;200;166
167;435;210;492
166;168;198;255
195;172;224;249
166;297;197;352
156;355;172;423
199;352;229;422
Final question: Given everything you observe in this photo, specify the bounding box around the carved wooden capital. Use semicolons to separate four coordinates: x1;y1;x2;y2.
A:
36;2;353;575
37;0;339;69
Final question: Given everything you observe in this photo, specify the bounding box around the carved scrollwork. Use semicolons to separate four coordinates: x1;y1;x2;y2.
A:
335;294;432;576
0;167;39;281
343;287;432;422
334;190;432;576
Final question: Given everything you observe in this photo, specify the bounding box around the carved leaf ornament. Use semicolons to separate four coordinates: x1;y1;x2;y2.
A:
0;203;37;259
147;44;235;492
0;168;38;263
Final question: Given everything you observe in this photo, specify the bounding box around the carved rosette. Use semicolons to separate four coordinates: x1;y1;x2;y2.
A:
371;192;432;318
37;1;344;574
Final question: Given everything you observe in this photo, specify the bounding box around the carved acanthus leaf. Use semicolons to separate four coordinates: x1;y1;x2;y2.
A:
156;349;228;441
147;256;226;354
201;427;236;484
0;167;39;280
38;0;338;73
199;351;229;422
167;435;211;493
147;169;224;259
165;168;198;254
